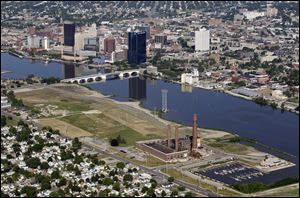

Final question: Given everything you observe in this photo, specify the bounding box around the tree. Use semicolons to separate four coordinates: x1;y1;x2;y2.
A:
20;186;38;197
168;176;175;183
142;186;149;193
1;116;7;127
103;177;114;186
40;162;49;170
113;182;120;191
74;154;84;164
171;189;178;197
16;127;31;142
99;189;110;197
185;192;194;197
116;162;125;169
110;139;119;146
41;179;51;190
51;169;60;179
123;174;133;182
57;177;67;187
72;137;82;151
25;157;41;169
161;190;167;197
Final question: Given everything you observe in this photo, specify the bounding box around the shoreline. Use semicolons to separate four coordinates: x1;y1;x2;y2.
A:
80;83;298;161
164;78;299;115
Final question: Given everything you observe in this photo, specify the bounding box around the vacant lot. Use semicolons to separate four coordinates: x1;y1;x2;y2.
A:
15;84;164;145
59;113;161;146
38;118;93;138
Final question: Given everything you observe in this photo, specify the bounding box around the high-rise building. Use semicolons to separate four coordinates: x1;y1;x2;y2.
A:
84;37;99;51
128;31;146;65
195;29;210;52
136;24;150;40
104;37;116;54
154;35;167;45
64;21;75;47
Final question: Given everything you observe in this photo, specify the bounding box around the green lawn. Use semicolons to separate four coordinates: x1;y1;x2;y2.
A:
116;152;167;167
287;98;299;104
59;113;161;146
208;142;248;155
264;188;299;197
6;118;18;126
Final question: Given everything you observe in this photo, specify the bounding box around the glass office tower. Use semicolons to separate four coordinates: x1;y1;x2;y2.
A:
64;21;75;47
128;31;146;65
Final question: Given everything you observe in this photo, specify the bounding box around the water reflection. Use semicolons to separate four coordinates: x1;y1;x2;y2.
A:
129;77;147;100
181;84;193;93
63;63;75;79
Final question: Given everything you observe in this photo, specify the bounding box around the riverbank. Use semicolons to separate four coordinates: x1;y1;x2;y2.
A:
80;83;297;161
165;78;299;115
1;70;12;75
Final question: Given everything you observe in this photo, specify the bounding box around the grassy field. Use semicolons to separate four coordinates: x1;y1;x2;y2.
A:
38;118;93;138
15;84;165;145
6;118;18;126
208;142;248;155
264;188;299;197
238;158;260;167
59;113;161;146
116;151;167;167
287;98;299;104
15;88;92;113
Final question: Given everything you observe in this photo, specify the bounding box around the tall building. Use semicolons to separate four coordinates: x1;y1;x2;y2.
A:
195;29;210;52
64;21;75;47
129;77;147;100
84;37;99;51
128;31;146;65
136;24;150;40
154;35;167;45
104;37;116;54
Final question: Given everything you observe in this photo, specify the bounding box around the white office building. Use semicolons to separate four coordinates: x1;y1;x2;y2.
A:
1;97;11;109
195;29;210;52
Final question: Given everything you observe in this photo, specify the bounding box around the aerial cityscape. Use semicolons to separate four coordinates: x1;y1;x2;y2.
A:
1;1;299;197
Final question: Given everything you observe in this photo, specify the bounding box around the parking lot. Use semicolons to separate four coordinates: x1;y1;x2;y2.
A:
193;161;267;185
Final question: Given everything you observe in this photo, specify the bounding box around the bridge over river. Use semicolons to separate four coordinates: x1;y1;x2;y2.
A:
61;68;146;84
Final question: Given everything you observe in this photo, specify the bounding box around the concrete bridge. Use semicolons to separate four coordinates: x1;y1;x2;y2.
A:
61;69;146;84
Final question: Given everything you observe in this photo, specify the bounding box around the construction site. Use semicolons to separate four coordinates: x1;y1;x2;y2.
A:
137;114;211;162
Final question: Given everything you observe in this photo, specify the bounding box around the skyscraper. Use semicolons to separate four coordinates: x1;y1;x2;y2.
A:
136;24;150;40
104;37;116;54
195;28;210;52
64;21;75;47
128;31;146;65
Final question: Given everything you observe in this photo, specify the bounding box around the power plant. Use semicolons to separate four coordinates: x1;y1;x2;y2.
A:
137;113;210;162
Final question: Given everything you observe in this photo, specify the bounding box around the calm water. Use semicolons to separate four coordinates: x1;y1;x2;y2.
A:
1;53;299;184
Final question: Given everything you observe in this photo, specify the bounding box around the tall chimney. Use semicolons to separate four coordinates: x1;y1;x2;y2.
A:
192;113;198;150
175;125;179;151
167;125;171;147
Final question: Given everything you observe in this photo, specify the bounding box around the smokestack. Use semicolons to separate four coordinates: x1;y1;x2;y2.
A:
192;113;198;150
175;125;179;151
167;125;171;147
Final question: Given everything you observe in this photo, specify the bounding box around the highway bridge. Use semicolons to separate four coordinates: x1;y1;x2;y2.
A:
61;68;146;84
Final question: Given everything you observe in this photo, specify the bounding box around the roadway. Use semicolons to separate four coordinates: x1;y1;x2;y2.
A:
1;109;220;197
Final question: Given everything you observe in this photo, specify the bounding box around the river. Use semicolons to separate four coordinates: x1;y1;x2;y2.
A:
1;53;299;184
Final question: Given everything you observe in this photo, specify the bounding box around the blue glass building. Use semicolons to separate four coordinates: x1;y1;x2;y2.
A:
64;21;75;47
128;31;146;65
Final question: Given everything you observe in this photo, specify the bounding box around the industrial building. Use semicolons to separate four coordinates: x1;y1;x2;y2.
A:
137;114;210;162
